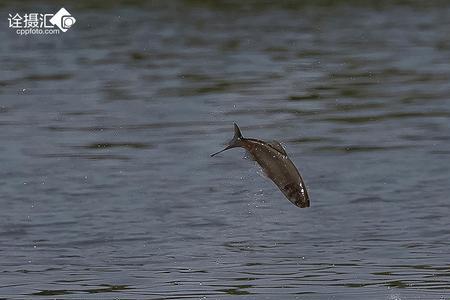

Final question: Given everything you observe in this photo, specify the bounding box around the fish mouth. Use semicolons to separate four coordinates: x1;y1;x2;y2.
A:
295;198;310;208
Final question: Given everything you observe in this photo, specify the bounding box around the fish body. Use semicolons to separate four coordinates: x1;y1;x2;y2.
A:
211;123;310;208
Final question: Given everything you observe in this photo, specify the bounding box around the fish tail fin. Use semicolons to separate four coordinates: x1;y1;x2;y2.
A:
230;122;243;146
210;123;244;157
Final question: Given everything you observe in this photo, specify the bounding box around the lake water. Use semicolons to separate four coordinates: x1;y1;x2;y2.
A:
0;1;449;299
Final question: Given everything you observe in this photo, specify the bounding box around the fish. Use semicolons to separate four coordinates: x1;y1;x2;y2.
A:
211;123;310;208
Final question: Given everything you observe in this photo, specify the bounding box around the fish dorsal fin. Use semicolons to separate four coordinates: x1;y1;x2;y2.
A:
269;140;287;155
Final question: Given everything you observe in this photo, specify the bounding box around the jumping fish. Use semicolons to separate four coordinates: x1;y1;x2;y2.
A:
211;123;310;208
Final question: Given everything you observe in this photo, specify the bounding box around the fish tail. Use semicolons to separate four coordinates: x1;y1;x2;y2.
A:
230;123;243;146
210;123;244;157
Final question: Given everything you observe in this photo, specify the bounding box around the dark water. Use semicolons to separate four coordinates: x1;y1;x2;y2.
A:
0;1;449;299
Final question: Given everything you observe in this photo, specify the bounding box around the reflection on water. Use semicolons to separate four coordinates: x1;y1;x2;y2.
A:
0;1;449;299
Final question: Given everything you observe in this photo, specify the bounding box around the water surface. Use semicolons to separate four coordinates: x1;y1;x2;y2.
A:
0;1;449;299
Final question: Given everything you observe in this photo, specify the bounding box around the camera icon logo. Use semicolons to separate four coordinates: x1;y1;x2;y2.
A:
61;15;76;29
50;8;76;32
